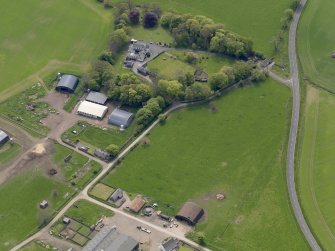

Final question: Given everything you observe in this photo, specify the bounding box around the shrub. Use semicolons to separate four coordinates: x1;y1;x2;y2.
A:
143;12;159;28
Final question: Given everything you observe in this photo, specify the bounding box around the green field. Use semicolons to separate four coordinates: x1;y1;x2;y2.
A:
103;79;308;250
20;242;51;251
148;50;233;80
298;0;335;92
0;0;111;98
64;200;113;226
298;86;335;250
53;143;88;181
0;142;21;168
63;122;136;152
127;0;293;56
0;171;74;251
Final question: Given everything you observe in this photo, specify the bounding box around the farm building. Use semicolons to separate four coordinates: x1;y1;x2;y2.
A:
110;188;123;202
194;70;208;82
129;196;146;214
175;202;204;225
77;101;108;120
86;91;108;105
56;74;79;93
0;130;9;146
159;238;179;251
109;108;134;128
83;225;139;251
94;149;112;162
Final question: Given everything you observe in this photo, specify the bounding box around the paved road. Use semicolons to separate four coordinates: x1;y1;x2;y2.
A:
286;1;321;250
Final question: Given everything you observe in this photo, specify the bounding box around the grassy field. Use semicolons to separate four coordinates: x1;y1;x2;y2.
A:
64;200;113;226
20;242;52;251
103;79;308;250
148;50;233;80
90;183;115;201
0;142;21;169
0;171;75;251
53;143;88;181
131;26;173;44
298;0;335;92
0;83;52;137
298;86;335;250
0;0;111;98
62;122;136;152
126;0;293;56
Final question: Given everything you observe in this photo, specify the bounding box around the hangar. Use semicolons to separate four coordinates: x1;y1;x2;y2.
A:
109;108;134;128
56;74;79;93
175;202;204;225
77;101;108;120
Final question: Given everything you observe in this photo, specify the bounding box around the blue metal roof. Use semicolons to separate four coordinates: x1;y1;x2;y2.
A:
56;74;79;92
109;108;134;128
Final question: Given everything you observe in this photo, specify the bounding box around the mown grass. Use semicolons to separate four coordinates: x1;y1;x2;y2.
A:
0;0;111;96
103;79;308;250
64;200;113;226
298;86;335;250
63;122;136;151
0;142;21;169
298;0;335;92
0;171;75;251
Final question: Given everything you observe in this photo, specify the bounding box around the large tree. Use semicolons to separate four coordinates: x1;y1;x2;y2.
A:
157;80;184;101
143;12;159;28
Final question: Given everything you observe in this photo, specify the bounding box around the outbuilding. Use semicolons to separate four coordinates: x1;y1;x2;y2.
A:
56;74;79;93
175;202;204;225
77;101;108;120
109;108;134;128
86;91;108;105
0;130;9;146
159;238;179;251
129;196;146;214
110;188;124;202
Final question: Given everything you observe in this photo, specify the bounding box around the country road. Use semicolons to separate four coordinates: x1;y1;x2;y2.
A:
286;0;321;250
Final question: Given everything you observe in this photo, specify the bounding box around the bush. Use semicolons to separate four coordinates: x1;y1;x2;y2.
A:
129;9;140;25
106;144;119;157
185;83;211;101
98;50;114;65
143;12;159;28
209;73;229;91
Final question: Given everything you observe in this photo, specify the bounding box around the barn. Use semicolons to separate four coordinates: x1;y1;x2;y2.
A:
108;108;134;128
55;74;79;93
0;130;9;146
175;202;204;225
86;91;108;105
77;101;108;120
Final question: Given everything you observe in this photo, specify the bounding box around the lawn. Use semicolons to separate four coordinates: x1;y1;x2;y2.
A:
298;86;335;250
64;200;114;226
20;242;52;251
90;183;115;201
0;171;74;251
130;25;173;44
148;50;233;80
62;122;136;152
53;143;89;181
0;142;21;169
126;0;293;56
0;0;111;99
103;79;308;250
298;0;335;92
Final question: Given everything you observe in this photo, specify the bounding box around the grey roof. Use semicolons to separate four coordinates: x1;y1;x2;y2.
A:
0;130;9;143
94;149;112;161
83;226;139;251
56;75;79;92
161;238;179;251
86;91;108;105
110;188;123;202
109;108;134;128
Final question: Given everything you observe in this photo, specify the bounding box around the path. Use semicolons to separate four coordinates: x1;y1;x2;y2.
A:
286;0;321;250
266;63;292;87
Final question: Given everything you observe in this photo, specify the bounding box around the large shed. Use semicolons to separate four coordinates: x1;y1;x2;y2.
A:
77;101;108;120
86;91;108;105
0;130;9;146
109;108;134;128
175;202;204;225
56;74;79;93
83;225;139;251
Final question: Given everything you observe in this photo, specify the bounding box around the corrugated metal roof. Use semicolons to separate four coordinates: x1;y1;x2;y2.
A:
86;91;108;105
56;75;79;92
77;101;108;119
0;130;9;143
108;108;134;128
